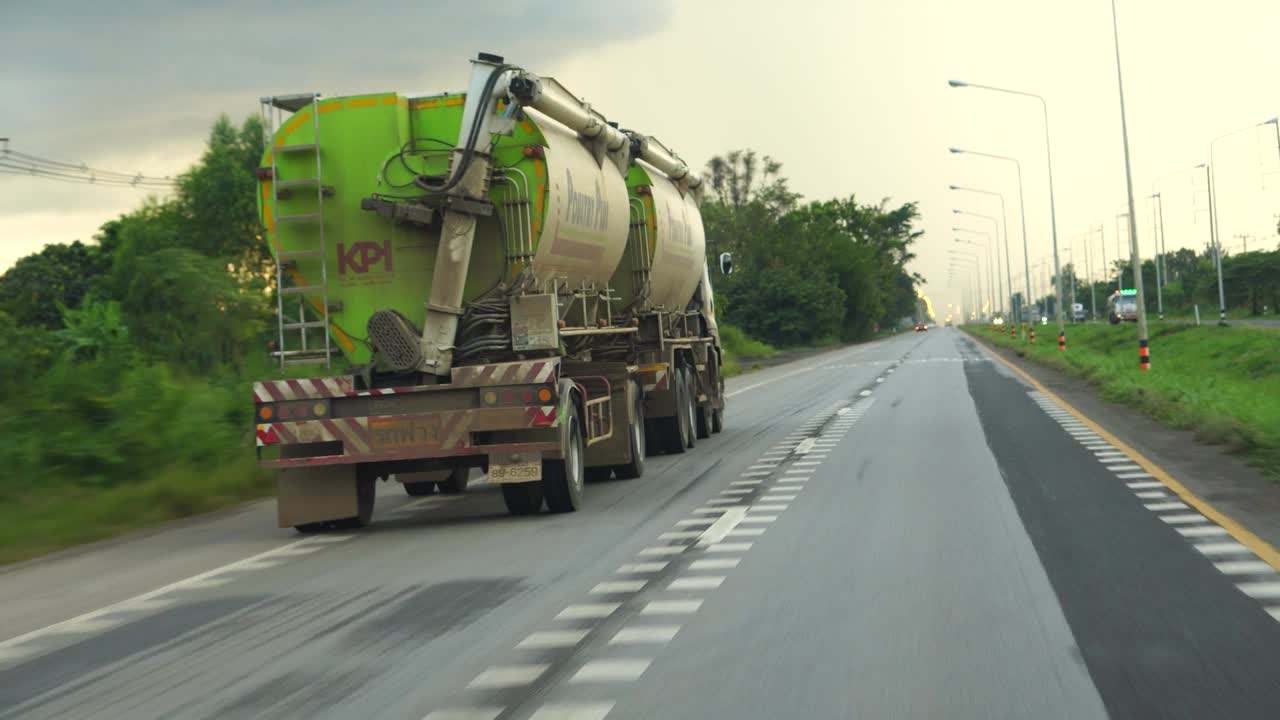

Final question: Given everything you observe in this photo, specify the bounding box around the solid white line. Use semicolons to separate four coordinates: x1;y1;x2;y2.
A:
691;558;740;570
1195;542;1253;557
1109;464;1144;472
1160;513;1207;525
761;495;798;502
775;478;807;484
727;527;767;537
739;515;777;523
44;617;123;635
591;580;647;594
706;498;746;505
1135;491;1168;499
692;507;727;515
741;471;772;478
468;664;548;689
0;534;351;652
555;603;621;620
642;599;702;615
794;461;821;467
1214;560;1275;575
570;658;651;683
707;542;753;553
675;518;714;527
639;546;687;555
751;504;789;511
610;625;681;645
617;562;667;573
1100;457;1135;465
747;464;777;471
1178;525;1229;538
794;438;817;455
731;480;762;486
517;630;590;649
424;707;505;720
697;506;748;546
1127;481;1164;489
1269;607;1280;623
528;702;615;720
720;489;752;495
1117;472;1153;479
1238;582;1280;600
1145;502;1189;512
785;468;815;475
669;576;725;591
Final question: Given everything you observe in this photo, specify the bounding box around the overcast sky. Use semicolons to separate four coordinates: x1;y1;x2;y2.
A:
4;0;1278;317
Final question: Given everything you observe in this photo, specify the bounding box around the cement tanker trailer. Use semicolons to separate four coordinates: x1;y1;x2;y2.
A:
252;53;728;531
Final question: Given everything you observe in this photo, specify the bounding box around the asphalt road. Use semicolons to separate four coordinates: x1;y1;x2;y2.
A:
2;329;1279;719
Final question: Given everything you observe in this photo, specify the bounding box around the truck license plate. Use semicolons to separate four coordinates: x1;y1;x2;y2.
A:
369;416;444;451
489;461;542;483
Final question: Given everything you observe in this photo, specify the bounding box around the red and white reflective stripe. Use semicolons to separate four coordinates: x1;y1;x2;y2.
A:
642;369;668;393
254;376;354;402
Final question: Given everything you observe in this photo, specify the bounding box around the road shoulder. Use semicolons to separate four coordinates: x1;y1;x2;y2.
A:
966;331;1280;555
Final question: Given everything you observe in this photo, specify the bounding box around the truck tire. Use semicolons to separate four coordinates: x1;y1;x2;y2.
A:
613;380;645;480
683;368;697;449
663;370;691;454
437;466;470;494
545;402;586;513
711;407;724;434
336;475;376;529
695;401;712;440
501;482;544;515
403;480;436;497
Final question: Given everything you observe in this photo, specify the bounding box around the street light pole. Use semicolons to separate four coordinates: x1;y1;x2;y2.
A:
948;148;1031;336
950;186;1015;320
1111;0;1150;369
1115;213;1128;291
948;78;1066;350
1084;225;1097;320
955;236;995;320
953;210;1003;314
950;251;983;320
1150;192;1166;318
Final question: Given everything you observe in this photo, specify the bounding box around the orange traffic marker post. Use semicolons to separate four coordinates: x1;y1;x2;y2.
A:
1139;338;1150;370
1058;332;1065;351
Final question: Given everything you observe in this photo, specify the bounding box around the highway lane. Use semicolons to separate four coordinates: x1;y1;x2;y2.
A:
2;329;1279;718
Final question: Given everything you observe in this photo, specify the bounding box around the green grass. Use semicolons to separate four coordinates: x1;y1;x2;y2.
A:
720;323;777;377
0;457;271;566
964;321;1280;479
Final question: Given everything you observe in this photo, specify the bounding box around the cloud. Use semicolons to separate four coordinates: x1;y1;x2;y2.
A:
0;0;672;264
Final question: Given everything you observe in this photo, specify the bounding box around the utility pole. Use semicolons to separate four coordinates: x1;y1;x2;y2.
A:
1084;225;1097;320
1111;0;1150;370
1151;193;1164;318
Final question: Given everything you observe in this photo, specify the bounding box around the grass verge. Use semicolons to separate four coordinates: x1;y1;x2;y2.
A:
963;321;1280;479
720;323;777;377
0;457;271;567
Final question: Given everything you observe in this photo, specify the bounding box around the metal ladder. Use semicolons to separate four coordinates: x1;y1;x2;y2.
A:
260;93;335;369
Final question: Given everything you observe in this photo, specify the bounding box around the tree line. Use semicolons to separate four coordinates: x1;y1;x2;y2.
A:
702;150;923;346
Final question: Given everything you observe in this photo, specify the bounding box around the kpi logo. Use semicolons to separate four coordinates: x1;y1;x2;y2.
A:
337;239;393;274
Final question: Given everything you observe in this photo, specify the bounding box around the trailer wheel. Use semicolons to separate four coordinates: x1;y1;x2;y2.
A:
613;380;645;480
711;407;724;434
545;401;585;513
695;401;712;440
403;481;436;497
501;482;544;515
436;467;470;494
662;369;691;454
336;474;376;529
682;368;697;449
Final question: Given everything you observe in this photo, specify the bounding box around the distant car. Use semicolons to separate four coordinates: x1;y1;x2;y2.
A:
914;323;928;332
945;319;953;327
1071;303;1086;322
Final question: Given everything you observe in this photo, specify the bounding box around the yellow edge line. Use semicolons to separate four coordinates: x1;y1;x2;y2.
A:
974;333;1280;571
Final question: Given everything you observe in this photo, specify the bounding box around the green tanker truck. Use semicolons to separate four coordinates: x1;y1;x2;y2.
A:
253;53;728;531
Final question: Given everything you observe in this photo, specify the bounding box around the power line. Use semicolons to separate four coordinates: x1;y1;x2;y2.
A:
0;139;179;189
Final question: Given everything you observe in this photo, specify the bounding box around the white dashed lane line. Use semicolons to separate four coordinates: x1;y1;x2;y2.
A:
429;393;884;719
1029;389;1280;624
